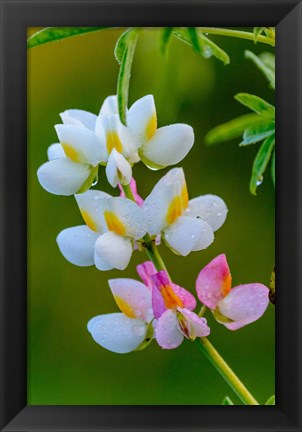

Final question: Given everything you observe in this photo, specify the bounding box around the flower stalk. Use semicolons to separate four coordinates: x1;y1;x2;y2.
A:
196;337;259;405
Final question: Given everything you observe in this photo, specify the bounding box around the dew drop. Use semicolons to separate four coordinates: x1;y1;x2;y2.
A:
92;174;99;187
203;47;212;59
256;176;263;186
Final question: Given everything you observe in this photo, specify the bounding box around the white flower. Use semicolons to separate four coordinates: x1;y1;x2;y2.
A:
87;272;154;354
37;94;195;194
142;168;228;256
56;190;147;271
37;109;104;196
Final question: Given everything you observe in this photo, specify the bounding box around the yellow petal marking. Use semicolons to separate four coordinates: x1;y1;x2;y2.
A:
81;210;98;232
221;273;232;298
145;113;157;140
62;143;81;162
162;285;183;309
181;184;189;209
104;211;126;236
113;295;136;318
106;130;123;154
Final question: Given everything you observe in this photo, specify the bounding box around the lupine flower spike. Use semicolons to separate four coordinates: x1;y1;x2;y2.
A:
143;168;228;256
196;254;270;330
57;190;147;271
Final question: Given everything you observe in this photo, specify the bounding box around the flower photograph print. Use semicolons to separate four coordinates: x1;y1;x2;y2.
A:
28;26;275;405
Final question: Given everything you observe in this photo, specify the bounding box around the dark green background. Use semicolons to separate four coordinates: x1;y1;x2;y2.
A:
28;28;275;405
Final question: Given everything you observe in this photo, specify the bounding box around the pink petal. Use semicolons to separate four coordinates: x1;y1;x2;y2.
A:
108;278;153;322
172;284;196;311
118;178;144;207
152;284;166;319
196;254;232;310
177;307;210;340
136;261;157;289
155;309;184;349
218;283;270;330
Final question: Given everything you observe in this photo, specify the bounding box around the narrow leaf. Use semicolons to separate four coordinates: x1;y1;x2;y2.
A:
235;93;275;115
271;150;275;187
265;395;275;405
205;113;265;146
260;52;275;72
114;28;134;64
187;27;204;54
172;29;230;65
222;396;234;405
249;133;275;195
160;27;174;56
253;27;266;42
245;50;275;89
117;30;138;125
240;121;275;146
27;27;111;49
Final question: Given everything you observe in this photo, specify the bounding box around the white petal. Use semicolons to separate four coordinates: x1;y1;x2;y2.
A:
139;124;194;168
186;195;228;232
104;197;147;239
47;143;66;161
142;168;188;235
106;149;132;187
164;216;214;256
60;109;97;131
95;114;138;160
37;158;91;196
99;95;118;116
88;313;147;354
75;190;110;233
94;232;133;271
127;95;157;144
55;124;105;166
155;309;184;349
56;225;99;266
109;279;153;322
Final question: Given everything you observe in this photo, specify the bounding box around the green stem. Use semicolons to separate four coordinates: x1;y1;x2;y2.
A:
198;27;275;46
196;338;259;405
121;183;259;405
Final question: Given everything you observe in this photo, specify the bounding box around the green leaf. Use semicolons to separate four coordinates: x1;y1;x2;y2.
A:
114;28;134;64
187;27;204;54
222;396;234;405
235;93;275;116
205;113;265;145
27;27;111;49
160;27;174;56
271;150;275;187
253;27;266;42
265;395;275;405
117;29;138;125
172;29;230;65
249;133;275;195
245;50;275;89
260;52;275;72
240;121;275;146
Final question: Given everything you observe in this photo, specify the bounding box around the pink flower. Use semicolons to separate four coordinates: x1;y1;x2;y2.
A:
196;254;270;330
151;270;210;349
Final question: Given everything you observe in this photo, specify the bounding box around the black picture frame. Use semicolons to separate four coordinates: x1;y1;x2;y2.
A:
0;0;301;430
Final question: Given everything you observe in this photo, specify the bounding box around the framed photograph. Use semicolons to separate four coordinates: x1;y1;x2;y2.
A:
1;0;301;431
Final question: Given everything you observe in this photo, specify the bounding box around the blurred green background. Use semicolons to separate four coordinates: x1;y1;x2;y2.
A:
27;28;275;405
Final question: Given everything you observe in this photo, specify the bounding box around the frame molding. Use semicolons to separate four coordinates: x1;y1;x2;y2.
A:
1;0;301;430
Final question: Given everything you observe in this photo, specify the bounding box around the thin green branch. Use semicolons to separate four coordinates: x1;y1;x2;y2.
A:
198;27;275;46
